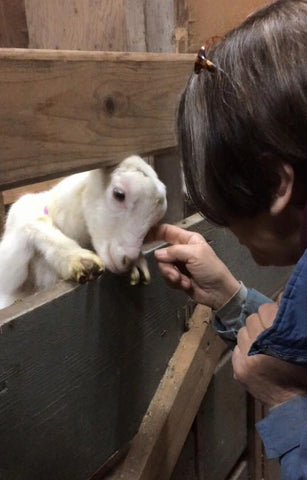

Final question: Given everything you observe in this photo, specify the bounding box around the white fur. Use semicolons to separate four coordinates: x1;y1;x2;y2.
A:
0;156;167;309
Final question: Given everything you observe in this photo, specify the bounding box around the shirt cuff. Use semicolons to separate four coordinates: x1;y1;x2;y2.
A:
214;281;248;329
256;395;307;459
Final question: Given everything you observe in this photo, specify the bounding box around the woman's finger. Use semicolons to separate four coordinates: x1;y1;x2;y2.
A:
245;313;264;338
155;244;203;268
158;262;192;290
258;303;278;329
151;224;206;246
236;326;253;355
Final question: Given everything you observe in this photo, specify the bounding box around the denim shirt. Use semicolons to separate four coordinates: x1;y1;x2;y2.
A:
213;249;307;479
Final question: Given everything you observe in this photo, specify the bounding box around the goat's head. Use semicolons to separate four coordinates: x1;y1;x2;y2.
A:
89;155;167;274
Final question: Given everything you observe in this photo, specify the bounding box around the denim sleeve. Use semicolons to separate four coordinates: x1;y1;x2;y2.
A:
213;284;272;348
256;395;307;480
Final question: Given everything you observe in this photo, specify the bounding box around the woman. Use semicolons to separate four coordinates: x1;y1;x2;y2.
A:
153;1;307;478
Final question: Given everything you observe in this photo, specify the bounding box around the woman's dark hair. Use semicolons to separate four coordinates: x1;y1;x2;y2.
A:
178;0;307;226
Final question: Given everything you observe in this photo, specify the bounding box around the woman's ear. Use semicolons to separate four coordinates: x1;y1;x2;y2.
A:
270;164;294;216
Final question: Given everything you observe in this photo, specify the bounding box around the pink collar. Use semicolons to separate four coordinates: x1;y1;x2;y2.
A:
43;206;49;215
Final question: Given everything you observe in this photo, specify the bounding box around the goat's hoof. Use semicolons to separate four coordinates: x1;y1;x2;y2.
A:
70;253;105;284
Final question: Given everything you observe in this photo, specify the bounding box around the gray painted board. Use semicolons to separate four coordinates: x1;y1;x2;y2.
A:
0;254;187;480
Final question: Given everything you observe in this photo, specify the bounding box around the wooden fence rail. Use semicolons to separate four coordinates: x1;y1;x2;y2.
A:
0;49;194;190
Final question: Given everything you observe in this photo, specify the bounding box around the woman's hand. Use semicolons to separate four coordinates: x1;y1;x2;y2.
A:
152;223;240;310
232;303;307;407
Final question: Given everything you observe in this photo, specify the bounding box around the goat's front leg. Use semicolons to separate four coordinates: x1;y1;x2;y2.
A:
29;217;104;283
129;253;150;285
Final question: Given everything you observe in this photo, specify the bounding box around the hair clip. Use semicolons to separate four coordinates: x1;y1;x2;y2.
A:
194;45;217;74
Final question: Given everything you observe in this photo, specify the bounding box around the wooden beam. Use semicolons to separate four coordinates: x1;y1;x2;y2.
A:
106;305;227;480
0;49;194;190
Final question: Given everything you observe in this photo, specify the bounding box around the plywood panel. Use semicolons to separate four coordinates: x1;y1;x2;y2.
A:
0;0;28;47
175;0;269;53
0;49;194;189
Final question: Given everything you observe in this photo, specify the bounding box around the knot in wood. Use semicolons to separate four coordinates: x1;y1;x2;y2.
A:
104;95;116;116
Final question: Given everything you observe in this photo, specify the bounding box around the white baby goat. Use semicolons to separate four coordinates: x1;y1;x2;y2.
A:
0;155;167;309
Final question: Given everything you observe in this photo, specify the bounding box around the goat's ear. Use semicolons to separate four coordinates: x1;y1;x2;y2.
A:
270;164;294;216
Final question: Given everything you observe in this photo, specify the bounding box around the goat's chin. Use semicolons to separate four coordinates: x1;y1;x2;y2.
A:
103;254;130;275
103;257;123;275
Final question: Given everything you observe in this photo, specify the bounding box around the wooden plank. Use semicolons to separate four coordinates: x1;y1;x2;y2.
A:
124;0;147;52
0;49;194;190
195;352;247;480
174;0;191;53
181;0;269;53
26;0;178;53
0;0;28;47
26;0;129;51
106;306;227;480
142;2;186;222
145;0;176;53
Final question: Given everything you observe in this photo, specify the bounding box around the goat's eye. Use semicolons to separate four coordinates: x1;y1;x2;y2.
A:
113;187;126;202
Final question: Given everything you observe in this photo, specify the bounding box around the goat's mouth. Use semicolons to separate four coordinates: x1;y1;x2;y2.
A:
105;244;139;275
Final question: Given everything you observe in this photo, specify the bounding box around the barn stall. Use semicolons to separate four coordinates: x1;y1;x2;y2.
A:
0;2;289;479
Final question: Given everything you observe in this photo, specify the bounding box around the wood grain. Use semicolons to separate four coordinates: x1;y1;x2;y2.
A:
26;0;129;51
0;49;194;189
